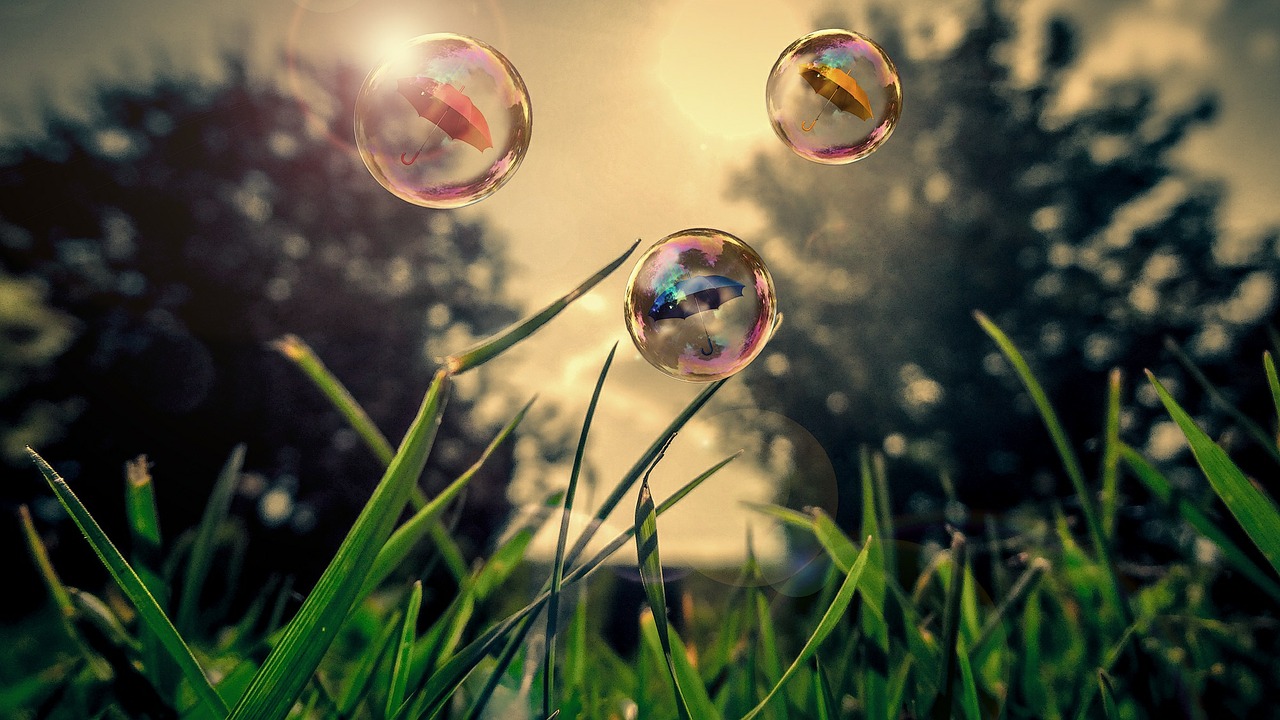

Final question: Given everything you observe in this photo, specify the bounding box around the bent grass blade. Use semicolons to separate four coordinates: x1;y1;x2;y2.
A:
740;540;872;720
228;370;450;720
445;239;640;374
28;449;228;719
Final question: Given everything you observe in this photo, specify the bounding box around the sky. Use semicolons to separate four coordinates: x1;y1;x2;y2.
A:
2;0;1278;570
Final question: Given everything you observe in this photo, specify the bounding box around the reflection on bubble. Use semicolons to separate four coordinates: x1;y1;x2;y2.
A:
766;29;902;164
354;33;532;208
672;409;838;596
624;229;777;382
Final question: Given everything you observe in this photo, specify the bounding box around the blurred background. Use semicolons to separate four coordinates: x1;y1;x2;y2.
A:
2;0;1279;635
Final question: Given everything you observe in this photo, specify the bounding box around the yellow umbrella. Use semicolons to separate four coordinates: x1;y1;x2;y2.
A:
799;62;873;131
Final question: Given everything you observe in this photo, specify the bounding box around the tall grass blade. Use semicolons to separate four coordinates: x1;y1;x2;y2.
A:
1118;443;1280;602
18;505;77;628
545;344;614;718
338;609;403;716
954;636;981;720
1266;352;1280;445
639;610;720;720
1101;369;1122;539
740;540;873;720
634;439;693;720
969;557;1049;666
860;448;890;720
398;450;739;719
124;456;162;566
812;657;839;720
274;333;468;583
229;370;450;720
361;396;534;599
930;531;967;720
1146;370;1280;579
1097;671;1119;720
1071;623;1138;720
386;581;424;718
27;449;228;719
1166;338;1280;465
456;612;538;720
445;240;639;374
177;444;244;637
975;311;1128;621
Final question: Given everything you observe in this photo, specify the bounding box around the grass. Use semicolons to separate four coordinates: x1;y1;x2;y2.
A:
10;249;1280;719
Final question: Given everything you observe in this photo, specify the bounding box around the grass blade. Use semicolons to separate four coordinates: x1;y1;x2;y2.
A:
1145;370;1280;579
929;531;968;720
386;581;424;718
1119;443;1280;602
274;333;468;583
27;449;228;719
1098;671;1119;720
338;609;403;716
361;396;534;599
124;456;162;566
546;344;616;717
975;311;1128;622
444;240;639;374
229;370;451;720
401;451;739;720
1101;369;1122;539
1166;338;1280;465
638;610;720;720
634;439;693;720
969;557;1050;666
954;636;981;720
740;539;873;720
812;657;839;720
1266;352;1280;444
177;444;245;637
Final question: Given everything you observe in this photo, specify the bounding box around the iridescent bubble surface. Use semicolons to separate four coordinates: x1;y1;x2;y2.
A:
766;29;902;164
624;229;776;382
354;33;531;208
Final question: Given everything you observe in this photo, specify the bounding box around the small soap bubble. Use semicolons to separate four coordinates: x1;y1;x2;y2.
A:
624;229;777;382
766;29;902;164
354;33;532;208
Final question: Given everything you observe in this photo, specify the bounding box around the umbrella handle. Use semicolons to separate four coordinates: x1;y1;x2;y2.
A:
801;87;836;132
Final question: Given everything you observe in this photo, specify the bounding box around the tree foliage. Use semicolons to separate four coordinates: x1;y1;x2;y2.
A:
736;2;1280;523
0;53;519;618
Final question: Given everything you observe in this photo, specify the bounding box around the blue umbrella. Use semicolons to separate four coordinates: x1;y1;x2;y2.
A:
649;274;746;355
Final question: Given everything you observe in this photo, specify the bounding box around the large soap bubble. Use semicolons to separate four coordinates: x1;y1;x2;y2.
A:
766;29;901;164
354;33;531;208
624;229;777;382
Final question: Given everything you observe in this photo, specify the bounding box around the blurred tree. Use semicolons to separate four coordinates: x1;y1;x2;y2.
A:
0;53;520;618
736;2;1280;527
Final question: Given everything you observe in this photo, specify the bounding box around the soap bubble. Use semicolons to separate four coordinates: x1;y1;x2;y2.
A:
624;229;777;382
766;29;902;164
354;33;531;208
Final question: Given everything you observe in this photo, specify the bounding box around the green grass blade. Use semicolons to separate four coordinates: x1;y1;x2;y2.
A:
929;532;968;720
229;370;451;720
1166;338;1280;465
124;455;162;564
740;540;873;720
562;378;727;571
18;504;77;627
812;657;839;720
639;610;720;720
1146;370;1280;579
361;396;534;599
975;311;1127;621
1101;369;1122;539
398;451;739;719
1119;443;1280;602
1098;671;1119;720
954;636;981;720
634;440;693;720
273;333;468;584
177;444;245;637
969;557;1050;666
457;611;537;720
1072;624;1138;720
860;449;889;720
1266;352;1280;444
27;449;228;719
386;581;423;718
546;344;615;718
444;240;639;374
338;609;403;716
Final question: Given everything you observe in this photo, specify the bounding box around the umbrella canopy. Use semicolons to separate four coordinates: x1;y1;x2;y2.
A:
799;62;873;131
649;274;746;321
395;76;493;161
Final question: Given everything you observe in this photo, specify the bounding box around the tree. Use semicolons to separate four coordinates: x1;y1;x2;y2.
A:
0;52;520;618
735;2;1280;527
